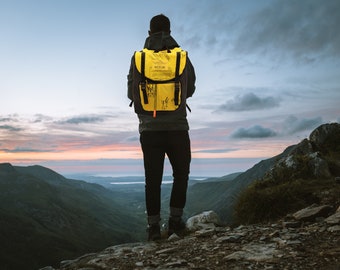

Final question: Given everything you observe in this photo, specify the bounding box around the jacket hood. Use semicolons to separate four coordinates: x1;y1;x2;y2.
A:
143;32;179;51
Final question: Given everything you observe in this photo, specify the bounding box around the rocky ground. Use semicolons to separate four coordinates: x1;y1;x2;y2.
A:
41;204;340;270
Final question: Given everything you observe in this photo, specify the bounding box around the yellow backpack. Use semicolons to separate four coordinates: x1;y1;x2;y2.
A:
134;47;187;117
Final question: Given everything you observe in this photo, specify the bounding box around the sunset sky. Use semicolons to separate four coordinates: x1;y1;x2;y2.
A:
1;0;339;177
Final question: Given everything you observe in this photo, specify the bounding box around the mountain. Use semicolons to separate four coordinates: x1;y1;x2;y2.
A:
186;122;340;224
0;164;144;270
234;122;340;224
2;123;339;269
186;146;295;223
40;123;340;270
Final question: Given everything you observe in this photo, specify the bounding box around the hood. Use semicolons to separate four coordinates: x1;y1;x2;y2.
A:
143;32;180;51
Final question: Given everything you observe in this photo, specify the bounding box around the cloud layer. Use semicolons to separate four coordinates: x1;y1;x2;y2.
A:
235;0;340;61
283;116;323;135
180;0;340;63
231;125;277;139
1;0;339;177
218;93;281;112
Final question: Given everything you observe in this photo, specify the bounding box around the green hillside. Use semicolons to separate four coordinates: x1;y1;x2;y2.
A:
0;163;143;270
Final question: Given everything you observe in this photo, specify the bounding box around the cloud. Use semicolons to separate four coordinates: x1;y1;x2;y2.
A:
0;125;22;132
0;117;12;122
33;114;53;123
58;115;106;125
231;125;277;139
283;115;323;134
0;115;19;123
0;112;138;157
125;136;139;142
180;0;340;63
217;93;280;112
1;147;53;153
233;0;340;62
193;148;237;154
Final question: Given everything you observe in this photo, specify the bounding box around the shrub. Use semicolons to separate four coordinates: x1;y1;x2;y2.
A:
233;176;340;225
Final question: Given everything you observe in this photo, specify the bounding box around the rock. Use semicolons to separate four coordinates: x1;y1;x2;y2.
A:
135;261;143;267
270;146;331;180
215;234;243;243
309;123;340;150
335;176;340;184
283;155;298;169
327;225;340;232
168;233;181;241
164;259;187;267
325;210;340;225
282;221;301;228
194;227;215;237
44;207;340;270
156;247;177;255
224;243;281;262
186;210;220;231
293;138;314;156
293;205;333;221
308;152;331;178
265;123;340;184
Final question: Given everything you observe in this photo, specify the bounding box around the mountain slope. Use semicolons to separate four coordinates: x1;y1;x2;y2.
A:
186;145;297;223
187;123;340;224
234;122;340;224
0;163;143;270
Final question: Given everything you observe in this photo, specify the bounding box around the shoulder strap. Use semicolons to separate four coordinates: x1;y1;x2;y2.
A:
174;51;181;106
175;51;181;78
140;51;149;104
141;51;146;80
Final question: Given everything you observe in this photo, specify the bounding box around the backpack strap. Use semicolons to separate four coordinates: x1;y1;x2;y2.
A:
174;51;181;106
140;52;149;104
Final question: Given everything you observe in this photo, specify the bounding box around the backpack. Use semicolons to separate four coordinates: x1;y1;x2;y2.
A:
131;47;188;118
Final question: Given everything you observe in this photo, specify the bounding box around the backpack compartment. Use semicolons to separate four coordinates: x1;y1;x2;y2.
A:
134;48;186;117
139;81;181;112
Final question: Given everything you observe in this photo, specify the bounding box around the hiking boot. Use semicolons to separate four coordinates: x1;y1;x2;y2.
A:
147;224;161;241
168;218;186;237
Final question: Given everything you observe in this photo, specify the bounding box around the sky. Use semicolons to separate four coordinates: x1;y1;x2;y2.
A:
1;0;339;177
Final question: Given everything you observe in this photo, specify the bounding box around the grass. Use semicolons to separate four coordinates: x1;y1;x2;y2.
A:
234;150;340;225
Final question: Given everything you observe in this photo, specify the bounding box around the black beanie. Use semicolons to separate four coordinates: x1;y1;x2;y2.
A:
150;14;170;33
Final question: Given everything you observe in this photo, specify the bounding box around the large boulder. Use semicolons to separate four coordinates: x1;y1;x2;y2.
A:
292;204;333;222
309;123;340;151
266;123;340;180
186;211;221;232
325;206;340;225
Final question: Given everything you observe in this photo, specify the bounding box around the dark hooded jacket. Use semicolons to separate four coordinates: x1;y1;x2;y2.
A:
127;32;196;133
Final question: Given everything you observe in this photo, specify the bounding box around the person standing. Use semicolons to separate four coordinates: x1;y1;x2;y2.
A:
127;14;196;241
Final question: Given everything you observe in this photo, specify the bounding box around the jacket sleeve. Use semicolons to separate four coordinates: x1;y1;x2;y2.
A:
127;56;134;101
186;57;196;98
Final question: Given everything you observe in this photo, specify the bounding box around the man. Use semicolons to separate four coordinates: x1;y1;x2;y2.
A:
127;14;196;241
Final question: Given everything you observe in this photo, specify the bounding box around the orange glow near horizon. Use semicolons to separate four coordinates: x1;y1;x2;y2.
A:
0;145;143;163
192;139;291;159
0;138;297;177
0;139;289;164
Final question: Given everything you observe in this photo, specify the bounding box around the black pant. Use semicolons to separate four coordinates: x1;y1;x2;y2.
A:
140;130;191;217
